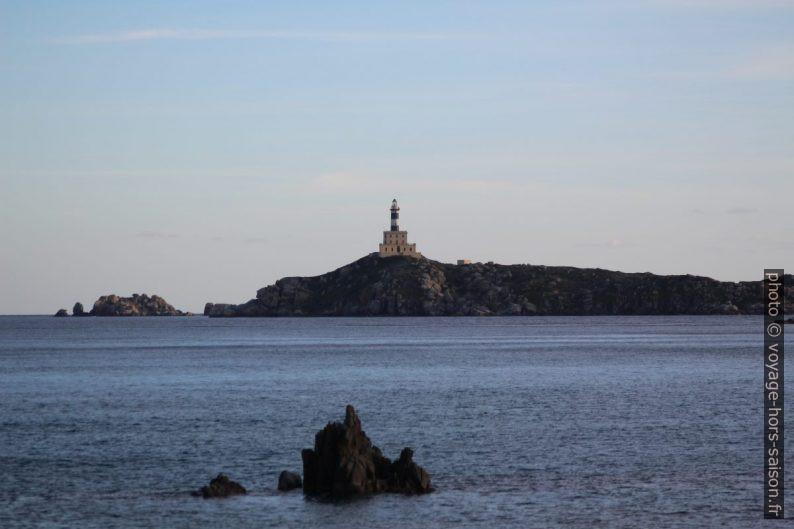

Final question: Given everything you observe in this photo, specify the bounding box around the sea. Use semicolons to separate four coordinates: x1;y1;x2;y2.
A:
0;315;776;528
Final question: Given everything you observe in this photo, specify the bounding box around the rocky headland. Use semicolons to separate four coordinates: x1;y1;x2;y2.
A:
55;294;188;316
205;253;792;317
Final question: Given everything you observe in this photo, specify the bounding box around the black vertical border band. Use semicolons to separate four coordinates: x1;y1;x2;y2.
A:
765;269;785;518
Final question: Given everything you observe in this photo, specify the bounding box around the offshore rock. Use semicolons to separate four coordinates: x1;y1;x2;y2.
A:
72;302;88;316
204;253;794;317
191;473;247;498
301;405;433;497
391;447;432;494
91;293;188;316
54;309;68;317
277;470;302;491
203;302;237;317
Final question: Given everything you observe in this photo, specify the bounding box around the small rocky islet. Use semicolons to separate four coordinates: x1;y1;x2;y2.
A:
193;405;432;500
54;293;188;317
277;470;302;491
191;473;247;498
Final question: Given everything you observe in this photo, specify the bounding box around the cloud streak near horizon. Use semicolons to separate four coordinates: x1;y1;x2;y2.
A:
60;28;467;44
659;0;794;7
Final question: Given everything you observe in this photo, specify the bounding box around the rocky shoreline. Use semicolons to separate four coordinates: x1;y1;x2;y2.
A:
205;253;793;317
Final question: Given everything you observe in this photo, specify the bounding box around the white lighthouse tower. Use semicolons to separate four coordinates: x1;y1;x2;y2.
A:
378;199;420;258
390;198;400;231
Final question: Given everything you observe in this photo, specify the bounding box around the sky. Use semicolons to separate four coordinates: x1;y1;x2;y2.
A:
1;0;793;314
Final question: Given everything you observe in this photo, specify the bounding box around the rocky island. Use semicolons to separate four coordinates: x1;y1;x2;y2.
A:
55;294;188;316
205;253;792;317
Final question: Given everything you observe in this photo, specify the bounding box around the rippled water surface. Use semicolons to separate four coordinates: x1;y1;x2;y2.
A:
0;316;773;528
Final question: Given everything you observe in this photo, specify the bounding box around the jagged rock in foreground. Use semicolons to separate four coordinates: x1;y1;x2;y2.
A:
205;253;794;317
302;405;432;497
90;293;188;316
191;473;247;498
277;470;302;491
54;309;68;317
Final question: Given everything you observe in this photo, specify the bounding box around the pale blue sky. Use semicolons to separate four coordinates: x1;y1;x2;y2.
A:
1;1;792;314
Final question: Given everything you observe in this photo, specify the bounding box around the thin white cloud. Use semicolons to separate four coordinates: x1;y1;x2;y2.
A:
735;236;793;248
577;239;639;249
310;172;377;192
135;231;180;239
727;43;794;80
60;28;462;44
643;43;794;82
725;207;758;215
307;171;534;196
657;0;794;7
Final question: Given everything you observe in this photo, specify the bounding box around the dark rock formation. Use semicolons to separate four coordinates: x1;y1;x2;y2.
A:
277;470;302;491
54;309;68;317
91;293;188;316
191;473;247;498
301;405;433;497
391;447;432;494
72;302;87;316
205;253;794;317
203;302;236;317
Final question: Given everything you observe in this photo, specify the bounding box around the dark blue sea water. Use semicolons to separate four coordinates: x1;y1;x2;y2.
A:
0;316;775;528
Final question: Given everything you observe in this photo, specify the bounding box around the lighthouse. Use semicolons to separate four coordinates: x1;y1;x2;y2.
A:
390;199;400;231
379;199;420;258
